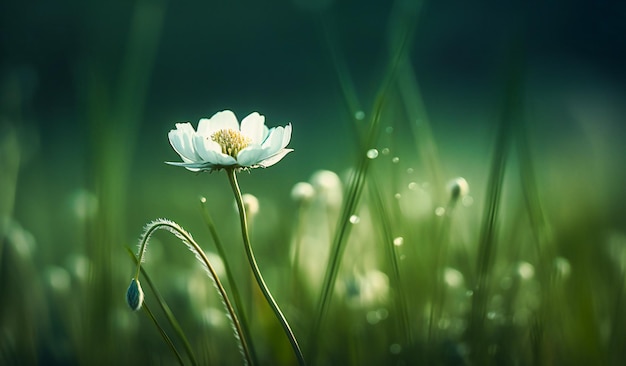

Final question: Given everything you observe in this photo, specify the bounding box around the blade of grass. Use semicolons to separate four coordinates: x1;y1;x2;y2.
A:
82;1;166;362
125;246;198;366
466;44;522;365
395;57;446;201
308;1;421;361
369;179;413;346
141;301;185;366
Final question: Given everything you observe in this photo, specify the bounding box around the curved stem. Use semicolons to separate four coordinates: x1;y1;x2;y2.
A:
226;169;306;366
132;220;253;366
199;198;258;365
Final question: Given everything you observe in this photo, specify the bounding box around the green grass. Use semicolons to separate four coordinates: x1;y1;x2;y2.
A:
1;1;624;365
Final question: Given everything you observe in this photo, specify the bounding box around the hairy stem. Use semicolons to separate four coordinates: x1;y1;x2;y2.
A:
133;219;253;365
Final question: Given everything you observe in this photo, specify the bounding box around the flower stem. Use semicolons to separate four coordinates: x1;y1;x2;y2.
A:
226;169;306;366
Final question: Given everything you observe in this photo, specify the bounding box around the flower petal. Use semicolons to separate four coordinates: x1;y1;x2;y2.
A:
261;126;284;154
281;123;292;150
240;112;266;144
236;145;264;166
168;123;200;162
193;135;221;163
197;110;240;137
165;160;209;172
193;135;237;166
258;148;293;168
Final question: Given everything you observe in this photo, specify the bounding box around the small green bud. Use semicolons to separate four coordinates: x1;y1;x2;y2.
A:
126;278;144;311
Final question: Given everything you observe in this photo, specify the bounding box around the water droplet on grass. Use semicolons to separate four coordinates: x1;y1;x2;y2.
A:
355;110;365;120
366;149;379;159
349;215;360;224
393;237;404;246
392;157;400;163
381;147;390;155
435;207;446;216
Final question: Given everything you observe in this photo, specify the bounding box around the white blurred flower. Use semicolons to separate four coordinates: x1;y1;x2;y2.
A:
310;170;343;208
291;182;315;203
242;193;260;218
167;110;293;172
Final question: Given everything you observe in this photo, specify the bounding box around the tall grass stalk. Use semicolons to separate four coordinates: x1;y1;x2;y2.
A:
309;3;419;360
0;125;20;274
467;48;521;365
226;169;305;366
369;179;413;346
132;219;253;366
125;247;198;365
396;57;445;200
427;196;461;350
199;197;258;365
82;0;166;363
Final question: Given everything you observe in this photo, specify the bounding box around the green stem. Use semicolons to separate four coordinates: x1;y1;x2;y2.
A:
226;169;306;366
199;198;258;365
427;199;457;350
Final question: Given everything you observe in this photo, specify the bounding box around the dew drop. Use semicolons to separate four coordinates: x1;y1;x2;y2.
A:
408;182;418;190
200;196;207;203
381;147;390;155
392;157;400;164
355;110;365;120
517;262;535;280
385;126;394;134
444;268;464;287
393;237;404;246
406;168;414;174
349;215;361;224
435;207;446;216
400;254;406;260
394;193;401;200
366;149;379;159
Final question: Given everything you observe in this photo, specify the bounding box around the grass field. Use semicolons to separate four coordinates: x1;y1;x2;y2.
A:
1;1;625;365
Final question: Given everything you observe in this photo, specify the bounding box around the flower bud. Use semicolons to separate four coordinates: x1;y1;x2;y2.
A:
447;177;469;203
291;182;315;203
126;278;144;311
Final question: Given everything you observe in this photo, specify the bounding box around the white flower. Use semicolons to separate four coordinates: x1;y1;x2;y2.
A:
167;110;293;172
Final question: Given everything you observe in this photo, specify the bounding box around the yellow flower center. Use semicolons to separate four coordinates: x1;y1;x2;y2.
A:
211;128;251;158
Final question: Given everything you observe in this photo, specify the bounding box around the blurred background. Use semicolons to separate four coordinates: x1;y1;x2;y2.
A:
1;0;625;364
